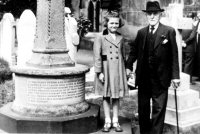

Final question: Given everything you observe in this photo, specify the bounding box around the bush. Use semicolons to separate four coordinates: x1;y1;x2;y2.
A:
0;80;15;107
0;58;12;83
77;16;92;37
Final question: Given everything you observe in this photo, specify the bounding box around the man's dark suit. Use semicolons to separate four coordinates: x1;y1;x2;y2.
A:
126;23;180;134
182;28;197;76
182;21;199;78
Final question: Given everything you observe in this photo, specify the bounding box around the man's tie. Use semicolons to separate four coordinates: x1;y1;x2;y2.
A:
149;25;156;66
150;26;155;36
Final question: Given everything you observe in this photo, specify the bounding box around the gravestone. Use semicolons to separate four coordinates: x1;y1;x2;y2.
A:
0;0;100;133
17;9;36;66
0;13;15;66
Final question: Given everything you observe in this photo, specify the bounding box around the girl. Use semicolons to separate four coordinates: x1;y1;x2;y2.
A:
93;11;128;132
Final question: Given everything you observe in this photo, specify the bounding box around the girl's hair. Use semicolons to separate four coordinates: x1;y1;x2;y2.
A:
103;11;124;28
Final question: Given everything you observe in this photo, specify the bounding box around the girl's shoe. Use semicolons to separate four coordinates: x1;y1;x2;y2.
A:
102;122;111;132
113;122;123;132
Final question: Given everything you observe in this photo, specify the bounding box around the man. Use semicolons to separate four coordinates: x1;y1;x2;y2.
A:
65;7;80;62
126;1;180;134
182;12;198;84
195;12;200;80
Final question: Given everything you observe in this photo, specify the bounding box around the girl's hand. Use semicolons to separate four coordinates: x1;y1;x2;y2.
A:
126;69;132;78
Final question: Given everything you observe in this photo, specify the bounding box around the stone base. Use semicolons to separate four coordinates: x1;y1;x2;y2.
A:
165;89;200;128
165;72;200;134
11;64;90;116
165;72;200;128
164;123;200;134
0;103;100;133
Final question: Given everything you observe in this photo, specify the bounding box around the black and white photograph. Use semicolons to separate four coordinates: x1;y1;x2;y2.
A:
0;0;200;134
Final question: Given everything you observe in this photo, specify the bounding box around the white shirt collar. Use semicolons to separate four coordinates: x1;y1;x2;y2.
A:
149;23;159;33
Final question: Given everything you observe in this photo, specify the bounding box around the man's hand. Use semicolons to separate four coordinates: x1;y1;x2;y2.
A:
181;42;187;48
97;73;104;83
171;79;180;89
126;69;132;77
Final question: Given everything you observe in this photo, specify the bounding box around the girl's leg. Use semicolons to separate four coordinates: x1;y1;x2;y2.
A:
102;97;111;132
112;98;123;132
112;98;119;122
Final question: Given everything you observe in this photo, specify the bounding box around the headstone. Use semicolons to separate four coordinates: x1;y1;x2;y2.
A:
0;13;15;66
17;9;36;66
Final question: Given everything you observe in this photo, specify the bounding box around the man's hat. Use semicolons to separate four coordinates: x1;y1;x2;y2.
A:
65;7;71;13
142;1;164;12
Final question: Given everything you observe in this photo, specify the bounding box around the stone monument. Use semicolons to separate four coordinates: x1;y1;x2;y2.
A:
0;0;100;133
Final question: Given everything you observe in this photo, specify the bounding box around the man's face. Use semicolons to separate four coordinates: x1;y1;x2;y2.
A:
146;11;161;26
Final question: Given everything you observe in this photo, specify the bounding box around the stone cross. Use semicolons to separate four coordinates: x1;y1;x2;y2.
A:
10;0;91;119
27;0;74;67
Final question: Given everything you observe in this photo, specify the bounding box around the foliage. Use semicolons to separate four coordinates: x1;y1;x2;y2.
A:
0;0;10;5
0;80;15;107
77;16;92;37
0;58;12;83
0;0;72;19
0;0;37;18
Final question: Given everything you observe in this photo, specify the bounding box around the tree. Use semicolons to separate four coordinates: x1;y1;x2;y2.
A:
0;0;36;18
0;0;70;19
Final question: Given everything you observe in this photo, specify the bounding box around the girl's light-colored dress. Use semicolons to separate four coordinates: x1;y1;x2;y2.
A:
93;29;128;98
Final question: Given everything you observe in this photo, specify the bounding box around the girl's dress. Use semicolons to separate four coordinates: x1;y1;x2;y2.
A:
93;29;128;98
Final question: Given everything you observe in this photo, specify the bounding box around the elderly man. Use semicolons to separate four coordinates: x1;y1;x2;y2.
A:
126;1;180;134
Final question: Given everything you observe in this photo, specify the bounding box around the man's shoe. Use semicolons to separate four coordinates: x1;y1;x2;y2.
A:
102;122;111;132
113;122;123;132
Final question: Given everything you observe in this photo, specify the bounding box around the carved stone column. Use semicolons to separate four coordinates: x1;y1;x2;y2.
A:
27;0;74;67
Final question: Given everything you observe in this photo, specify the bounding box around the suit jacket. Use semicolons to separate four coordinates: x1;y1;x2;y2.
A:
126;23;180;88
182;22;199;53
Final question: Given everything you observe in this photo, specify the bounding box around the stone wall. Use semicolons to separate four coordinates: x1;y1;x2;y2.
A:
69;0;200;27
121;0;200;27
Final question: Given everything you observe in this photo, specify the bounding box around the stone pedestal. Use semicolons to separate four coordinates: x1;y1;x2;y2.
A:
165;73;200;133
11;65;90;116
0;65;101;133
0;103;100;133
0;0;100;133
